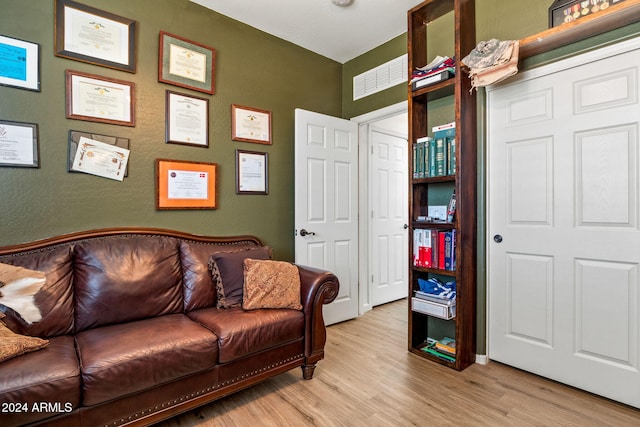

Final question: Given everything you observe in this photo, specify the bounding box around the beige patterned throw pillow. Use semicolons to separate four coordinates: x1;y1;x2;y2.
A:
209;247;272;308
242;259;302;310
0;314;49;363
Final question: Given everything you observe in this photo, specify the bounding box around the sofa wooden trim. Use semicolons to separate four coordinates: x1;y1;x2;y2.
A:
0;227;262;255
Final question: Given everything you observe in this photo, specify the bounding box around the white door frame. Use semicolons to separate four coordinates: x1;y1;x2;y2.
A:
351;100;408;316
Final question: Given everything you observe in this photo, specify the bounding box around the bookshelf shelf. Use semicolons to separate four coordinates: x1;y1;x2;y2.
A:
413;176;455;184
411;78;455;101
407;0;477;371
412;221;456;227
410;346;456;368
412;266;457;277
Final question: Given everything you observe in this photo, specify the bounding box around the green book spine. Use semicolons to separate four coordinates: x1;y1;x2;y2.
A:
417;137;432;178
435;137;446;176
413;142;418;178
447;137;456;175
428;138;436;177
417;140;424;178
423;139;429;177
420;344;456;362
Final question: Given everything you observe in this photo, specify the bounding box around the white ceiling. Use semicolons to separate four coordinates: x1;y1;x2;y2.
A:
190;0;424;64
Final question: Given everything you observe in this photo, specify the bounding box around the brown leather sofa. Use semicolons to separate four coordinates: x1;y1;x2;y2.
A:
0;228;339;427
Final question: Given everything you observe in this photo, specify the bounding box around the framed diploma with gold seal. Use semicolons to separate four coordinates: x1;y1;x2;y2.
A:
165;91;209;148
54;0;136;73
65;69;135;127
156;159;217;210
158;32;216;95
231;104;272;145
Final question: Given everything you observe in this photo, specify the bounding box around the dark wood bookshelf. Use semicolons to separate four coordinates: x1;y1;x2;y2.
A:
406;0;640;373
407;0;477;371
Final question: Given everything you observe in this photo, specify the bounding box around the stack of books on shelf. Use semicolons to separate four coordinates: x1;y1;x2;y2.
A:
420;337;456;362
413;121;456;178
411;277;456;320
412;228;456;270
411;55;456;91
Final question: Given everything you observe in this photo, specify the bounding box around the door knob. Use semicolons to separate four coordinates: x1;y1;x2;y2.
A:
493;234;503;243
403;224;409;229
300;229;316;237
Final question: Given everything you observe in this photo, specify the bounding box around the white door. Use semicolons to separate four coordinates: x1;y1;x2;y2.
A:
487;38;640;408
295;109;359;325
370;129;408;306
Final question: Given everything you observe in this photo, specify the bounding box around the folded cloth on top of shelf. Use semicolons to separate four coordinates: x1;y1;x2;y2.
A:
461;39;519;91
411;56;456;83
418;277;456;300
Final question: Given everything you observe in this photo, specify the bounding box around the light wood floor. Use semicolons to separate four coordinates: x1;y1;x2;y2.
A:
158;299;640;426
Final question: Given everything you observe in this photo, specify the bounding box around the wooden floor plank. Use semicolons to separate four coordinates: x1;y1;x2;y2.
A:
157;300;640;426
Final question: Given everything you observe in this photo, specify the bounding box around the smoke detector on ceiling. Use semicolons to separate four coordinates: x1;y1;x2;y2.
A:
332;0;353;6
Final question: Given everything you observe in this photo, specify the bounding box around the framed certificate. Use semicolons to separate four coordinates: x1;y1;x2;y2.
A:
156;159;217;209
158;32;215;95
54;0;136;73
68;130;129;176
236;150;268;195
165;91;209;147
0;35;40;91
65;70;135;127
231;104;272;145
0;120;39;168
71;136;130;181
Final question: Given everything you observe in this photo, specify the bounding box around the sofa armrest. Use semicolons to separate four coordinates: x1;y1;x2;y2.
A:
297;264;339;370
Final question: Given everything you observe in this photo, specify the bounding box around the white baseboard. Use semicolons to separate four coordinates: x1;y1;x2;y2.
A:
475;354;489;365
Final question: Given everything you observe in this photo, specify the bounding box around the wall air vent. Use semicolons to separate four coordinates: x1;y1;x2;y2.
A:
353;54;408;101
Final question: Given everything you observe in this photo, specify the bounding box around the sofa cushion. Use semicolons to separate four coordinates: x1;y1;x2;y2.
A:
0;335;80;426
75;314;218;406
243;259;302;310
188;306;304;363
179;240;262;312
0;245;74;338
209;247;271;308
74;235;183;331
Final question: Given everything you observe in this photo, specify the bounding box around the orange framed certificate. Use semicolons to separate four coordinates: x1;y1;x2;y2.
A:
155;159;217;209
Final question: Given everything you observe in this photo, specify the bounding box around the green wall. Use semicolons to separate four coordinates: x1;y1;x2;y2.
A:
0;0;342;260
342;34;407;119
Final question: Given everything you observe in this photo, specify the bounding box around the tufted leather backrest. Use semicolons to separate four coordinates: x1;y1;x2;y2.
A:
179;240;262;312
73;235;183;332
0;229;265;337
0;245;74;338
